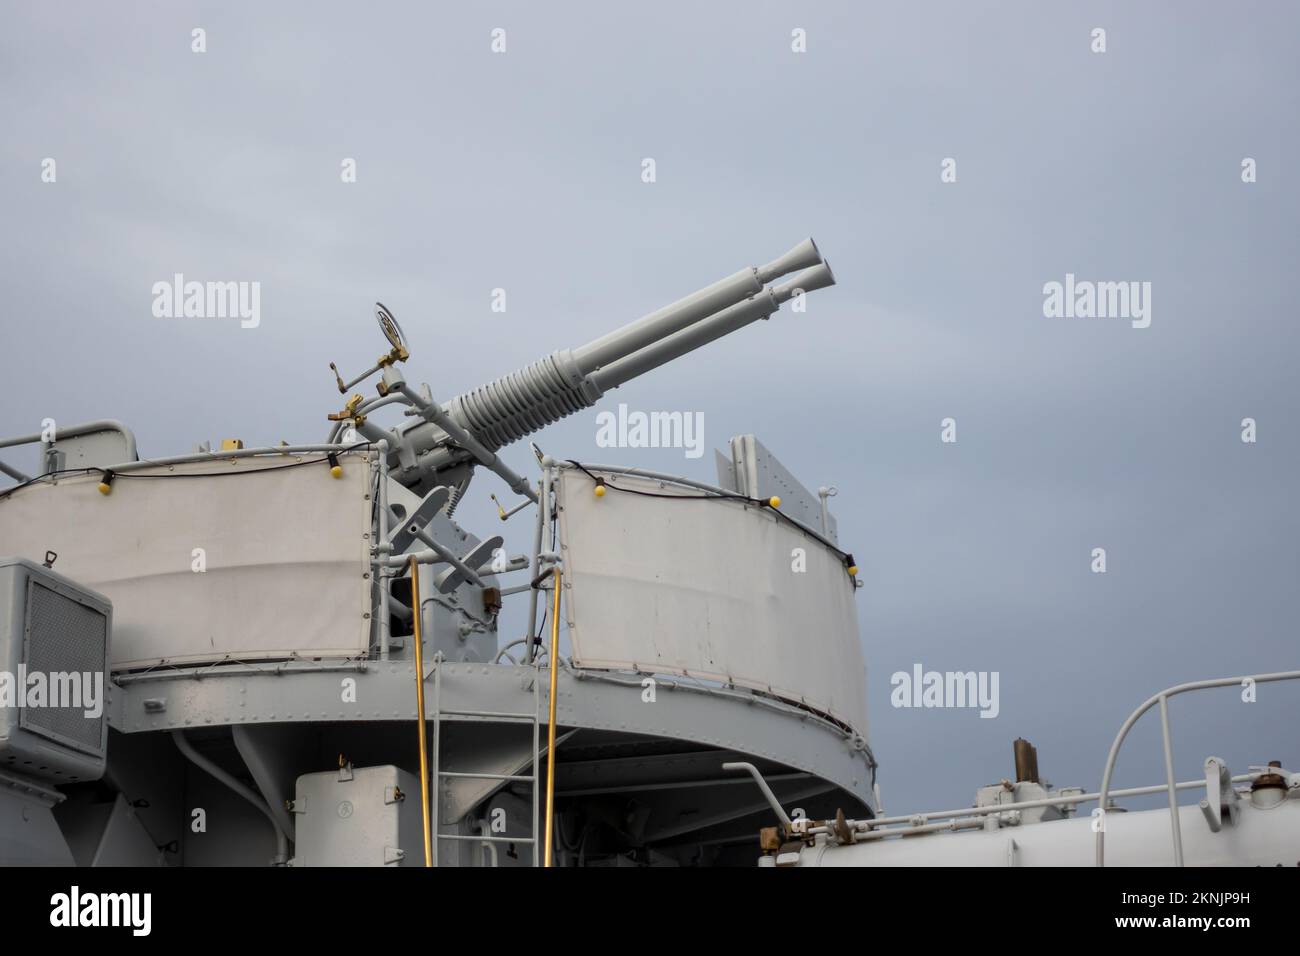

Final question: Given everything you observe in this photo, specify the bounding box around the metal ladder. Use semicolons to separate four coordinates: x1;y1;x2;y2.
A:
427;653;545;867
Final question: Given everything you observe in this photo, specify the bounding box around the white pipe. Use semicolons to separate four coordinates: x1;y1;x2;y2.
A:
375;440;392;662
106;443;365;474
807;774;1255;836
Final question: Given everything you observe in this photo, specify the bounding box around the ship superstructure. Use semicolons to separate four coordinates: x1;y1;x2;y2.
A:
1;240;1295;868
1;240;875;867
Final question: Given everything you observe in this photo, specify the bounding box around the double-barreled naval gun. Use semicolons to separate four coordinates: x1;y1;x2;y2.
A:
0;237;870;868
331;238;834;501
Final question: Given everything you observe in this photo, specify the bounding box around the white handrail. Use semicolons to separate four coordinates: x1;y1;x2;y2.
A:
1095;669;1300;866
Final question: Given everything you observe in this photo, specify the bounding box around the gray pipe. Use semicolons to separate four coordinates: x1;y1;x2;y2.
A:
171;730;290;865
525;475;546;664
0;459;32;482
395;383;538;503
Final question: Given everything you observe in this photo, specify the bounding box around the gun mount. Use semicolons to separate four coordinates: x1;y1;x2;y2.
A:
328;239;836;502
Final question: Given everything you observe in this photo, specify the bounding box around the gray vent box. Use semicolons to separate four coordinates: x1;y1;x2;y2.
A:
0;556;112;784
290;764;423;866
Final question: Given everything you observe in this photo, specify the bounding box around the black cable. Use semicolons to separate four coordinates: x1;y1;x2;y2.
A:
0;466;101;501
566;459;754;504
0;443;376;501
564;459;855;566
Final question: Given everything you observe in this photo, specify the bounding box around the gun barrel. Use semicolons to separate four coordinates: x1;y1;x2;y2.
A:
589;261;835;391
385;241;836;489
572;238;822;374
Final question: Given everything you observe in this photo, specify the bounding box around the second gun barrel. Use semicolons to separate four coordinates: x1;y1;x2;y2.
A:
571;238;822;375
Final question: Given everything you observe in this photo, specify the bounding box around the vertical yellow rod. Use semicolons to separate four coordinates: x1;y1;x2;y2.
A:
410;555;433;867
543;566;562;867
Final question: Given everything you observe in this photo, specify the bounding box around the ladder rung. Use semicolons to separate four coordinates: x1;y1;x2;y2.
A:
438;833;535;845
438;770;535;782
437;709;536;721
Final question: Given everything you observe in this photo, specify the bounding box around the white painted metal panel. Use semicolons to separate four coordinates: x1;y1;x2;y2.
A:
729;435;836;543
292;765;422;866
798;799;1300;867
556;470;867;735
0;452;373;669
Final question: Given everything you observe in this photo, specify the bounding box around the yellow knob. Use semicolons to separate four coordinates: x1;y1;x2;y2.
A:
594;484;606;498
97;482;112;495
768;496;781;508
330;465;343;478
847;565;859;576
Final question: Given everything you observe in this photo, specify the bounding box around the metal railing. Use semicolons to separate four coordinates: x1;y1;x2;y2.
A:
777;774;1257;844
1095;669;1300;866
0;419;138;483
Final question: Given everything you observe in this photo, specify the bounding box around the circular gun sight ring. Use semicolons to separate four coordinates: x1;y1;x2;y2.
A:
375;302;407;352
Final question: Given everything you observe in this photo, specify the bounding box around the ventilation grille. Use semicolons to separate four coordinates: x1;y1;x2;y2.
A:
19;580;108;755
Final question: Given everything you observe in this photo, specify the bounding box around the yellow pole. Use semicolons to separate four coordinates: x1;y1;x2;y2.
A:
410;555;433;867
543;566;562;867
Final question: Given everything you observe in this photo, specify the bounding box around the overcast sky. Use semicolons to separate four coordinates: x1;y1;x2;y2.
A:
2;1;1297;818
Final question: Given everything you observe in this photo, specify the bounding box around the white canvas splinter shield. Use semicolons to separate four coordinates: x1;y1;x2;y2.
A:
555;469;867;736
0;452;373;669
